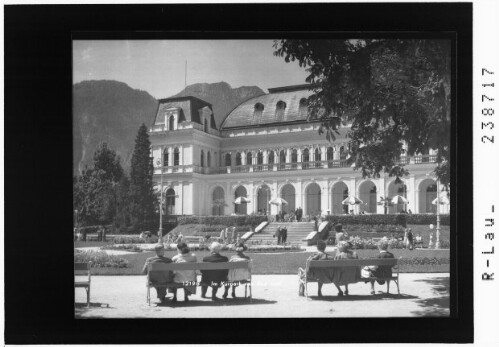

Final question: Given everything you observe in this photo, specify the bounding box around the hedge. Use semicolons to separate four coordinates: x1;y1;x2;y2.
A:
177;215;268;227
74;249;129;268
113;235;159;244
324;214;450;227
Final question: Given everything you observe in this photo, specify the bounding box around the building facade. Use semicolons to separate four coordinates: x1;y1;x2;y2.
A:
149;85;448;218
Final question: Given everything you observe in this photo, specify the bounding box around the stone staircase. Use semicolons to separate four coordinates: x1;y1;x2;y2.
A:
248;222;315;245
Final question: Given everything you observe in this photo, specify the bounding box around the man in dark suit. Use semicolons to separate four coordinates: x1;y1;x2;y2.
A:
274;226;282;245
142;244;173;304
296;207;303;222
200;242;229;301
281;226;288;244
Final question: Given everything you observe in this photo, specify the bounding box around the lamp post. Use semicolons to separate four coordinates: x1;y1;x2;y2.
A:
435;180;441;249
156;158;164;243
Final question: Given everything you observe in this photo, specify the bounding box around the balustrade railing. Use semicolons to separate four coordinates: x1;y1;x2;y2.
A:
155;155;435;176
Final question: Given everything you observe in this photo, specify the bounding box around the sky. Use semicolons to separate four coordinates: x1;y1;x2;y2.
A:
73;40;309;99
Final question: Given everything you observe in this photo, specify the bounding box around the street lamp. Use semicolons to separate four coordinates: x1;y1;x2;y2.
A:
156;158;164;243
435;180;441;249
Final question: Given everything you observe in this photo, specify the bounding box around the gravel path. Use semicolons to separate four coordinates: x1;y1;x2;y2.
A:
75;273;449;318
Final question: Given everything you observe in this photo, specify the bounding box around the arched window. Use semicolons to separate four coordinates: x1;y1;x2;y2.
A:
268;151;275;164
340;146;347;160
169;115;175;131
225;153;232;167
299;98;308;118
327;147;334;160
314;148;321;168
163;148;169;167
257;151;263;164
200;150;204;167
246;152;253;166
204;119;208;133
279;150;286;163
165;188;175;215
173;147;180;166
212;187;225;215
276;101;286;121
291;149;298;169
254;103;264;118
236;152;242;166
302;148;310;169
207;151;211;167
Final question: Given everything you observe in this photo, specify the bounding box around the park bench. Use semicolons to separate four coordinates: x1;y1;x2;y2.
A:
299;258;400;299
146;261;253;305
74;262;91;307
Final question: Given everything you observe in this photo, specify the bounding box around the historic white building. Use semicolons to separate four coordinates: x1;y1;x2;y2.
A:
149;84;448;217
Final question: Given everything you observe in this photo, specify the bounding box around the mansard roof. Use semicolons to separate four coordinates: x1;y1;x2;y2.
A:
220;84;314;129
153;96;214;126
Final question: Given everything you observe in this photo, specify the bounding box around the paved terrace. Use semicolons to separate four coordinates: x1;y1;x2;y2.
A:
75;273;449;318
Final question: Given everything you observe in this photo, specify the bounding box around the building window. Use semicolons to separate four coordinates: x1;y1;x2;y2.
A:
327;147;334;161
257;151;263;165
276;101;286;121
207;151;211;167
246;152;253;166
302;148;310;162
163;149;169;167
200;150;204;167
225;153;232;167
268;151;275;164
299;98;308;118
254;103;264;118
169;115;175;131
204;119;208;133
165;188;175;215
174;148;180;166
340;146;347;160
236;152;242;166
279;150;286;163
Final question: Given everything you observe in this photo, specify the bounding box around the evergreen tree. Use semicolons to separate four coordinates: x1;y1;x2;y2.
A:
129;124;157;231
93;142;124;183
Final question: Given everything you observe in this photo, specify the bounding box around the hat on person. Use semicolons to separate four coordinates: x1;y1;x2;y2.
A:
177;241;190;253
235;241;248;252
210;242;223;253
335;223;343;232
154;243;165;252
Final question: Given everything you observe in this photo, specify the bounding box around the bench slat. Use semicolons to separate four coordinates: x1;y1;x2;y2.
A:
148;262;251;271
308;258;399;268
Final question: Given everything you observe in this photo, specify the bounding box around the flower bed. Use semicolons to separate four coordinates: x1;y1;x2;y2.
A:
74;249;129;268
113;235;159;244
178;215;268;227
101;244;143;252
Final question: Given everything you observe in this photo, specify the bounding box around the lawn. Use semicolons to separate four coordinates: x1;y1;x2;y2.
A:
82;248;450;276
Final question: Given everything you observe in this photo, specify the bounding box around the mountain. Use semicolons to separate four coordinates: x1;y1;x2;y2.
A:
73;80;265;175
73;80;158;175
171;82;265;126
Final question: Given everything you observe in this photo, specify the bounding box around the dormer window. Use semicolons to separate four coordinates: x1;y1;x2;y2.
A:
204;118;208;133
254;103;264;118
276;101;286;121
169;115;175;131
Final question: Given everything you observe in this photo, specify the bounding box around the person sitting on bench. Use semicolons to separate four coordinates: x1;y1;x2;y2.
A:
299;240;335;297
142;243;173;304
200;242;229;301
362;238;395;295
332;241;359;296
224;241;251;299
170;242;197;303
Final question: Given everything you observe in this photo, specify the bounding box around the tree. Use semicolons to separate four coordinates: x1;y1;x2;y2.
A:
93;142;124;183
129;124;157;231
273;39;451;186
73;143;125;227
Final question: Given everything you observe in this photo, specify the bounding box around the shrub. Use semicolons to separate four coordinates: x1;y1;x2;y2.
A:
177;215;268;227
74;249;129;268
325;214;407;227
406;214;450;226
113;235;159;244
77;224;113;235
342;224;405;234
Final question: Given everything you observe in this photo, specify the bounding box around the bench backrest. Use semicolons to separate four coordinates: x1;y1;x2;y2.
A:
74;262;91;281
307;258;399;269
148;261;251;272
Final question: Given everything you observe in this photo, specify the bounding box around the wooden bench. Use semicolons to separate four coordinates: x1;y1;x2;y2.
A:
147;261;252;305
299;258;400;299
74;262;91;307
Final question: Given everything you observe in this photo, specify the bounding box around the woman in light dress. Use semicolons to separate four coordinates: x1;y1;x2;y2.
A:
171;242;197;302
223;241;251;299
